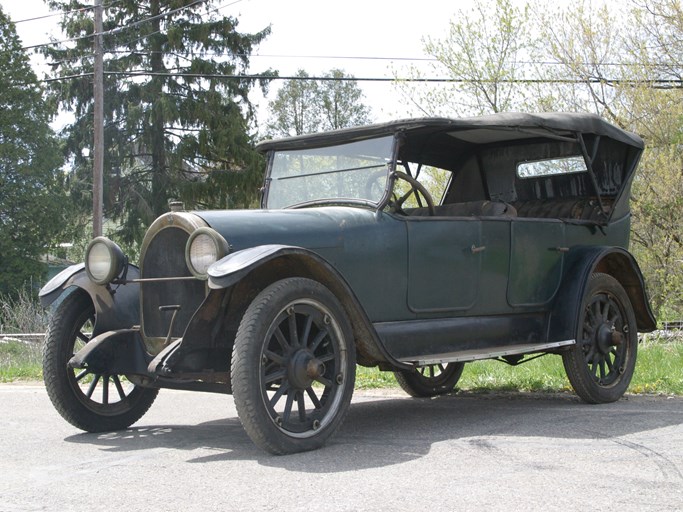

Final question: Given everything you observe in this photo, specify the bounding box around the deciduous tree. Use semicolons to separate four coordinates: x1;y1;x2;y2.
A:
0;7;67;296
266;68;371;137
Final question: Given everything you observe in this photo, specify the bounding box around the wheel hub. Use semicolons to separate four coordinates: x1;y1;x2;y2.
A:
596;323;622;355
288;350;324;390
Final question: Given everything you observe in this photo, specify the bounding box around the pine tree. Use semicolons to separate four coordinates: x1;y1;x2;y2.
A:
42;0;274;246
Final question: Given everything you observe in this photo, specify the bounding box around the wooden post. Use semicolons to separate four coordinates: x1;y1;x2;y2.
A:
93;0;104;237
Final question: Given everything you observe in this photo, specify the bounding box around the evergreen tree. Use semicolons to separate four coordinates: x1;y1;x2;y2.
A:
0;6;67;296
42;0;274;246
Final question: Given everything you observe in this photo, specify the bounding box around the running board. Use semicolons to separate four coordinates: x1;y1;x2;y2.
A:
397;339;575;366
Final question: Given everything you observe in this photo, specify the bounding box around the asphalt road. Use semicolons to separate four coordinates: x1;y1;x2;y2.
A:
1;384;682;512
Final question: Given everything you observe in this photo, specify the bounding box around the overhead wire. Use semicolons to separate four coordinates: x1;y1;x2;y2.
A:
21;0;224;51
15;1;683;89
109;0;243;51
12;1;121;24
33;71;683;89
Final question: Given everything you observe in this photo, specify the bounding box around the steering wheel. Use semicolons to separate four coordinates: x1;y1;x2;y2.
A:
391;171;436;216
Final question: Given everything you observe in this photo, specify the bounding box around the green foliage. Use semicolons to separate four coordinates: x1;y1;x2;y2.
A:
399;0;533;116
0;7;68;296
266;70;320;136
41;0;275;249
266;68;371;137
317;69;372;130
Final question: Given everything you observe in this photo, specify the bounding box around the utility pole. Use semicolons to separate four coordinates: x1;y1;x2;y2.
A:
93;0;104;237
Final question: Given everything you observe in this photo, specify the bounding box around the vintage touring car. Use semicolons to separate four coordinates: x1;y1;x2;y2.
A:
40;112;656;454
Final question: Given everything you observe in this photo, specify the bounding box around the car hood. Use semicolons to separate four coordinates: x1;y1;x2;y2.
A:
194;206;377;252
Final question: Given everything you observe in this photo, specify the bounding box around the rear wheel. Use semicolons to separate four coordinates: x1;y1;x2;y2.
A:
562;273;638;404
231;278;356;455
394;362;465;397
43;290;158;432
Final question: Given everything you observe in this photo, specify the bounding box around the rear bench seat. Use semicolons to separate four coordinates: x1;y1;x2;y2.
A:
511;198;610;221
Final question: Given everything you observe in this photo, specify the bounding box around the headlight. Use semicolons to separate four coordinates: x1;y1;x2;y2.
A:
84;237;126;285
185;227;230;279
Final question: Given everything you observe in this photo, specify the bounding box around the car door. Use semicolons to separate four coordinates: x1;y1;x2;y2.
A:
406;217;482;312
507;218;566;307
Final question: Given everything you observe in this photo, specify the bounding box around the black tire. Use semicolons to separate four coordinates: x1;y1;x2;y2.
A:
562;273;638;404
394;362;465;397
43;290;158;432
231;278;356;455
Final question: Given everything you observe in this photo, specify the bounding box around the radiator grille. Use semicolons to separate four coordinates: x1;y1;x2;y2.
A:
140;226;206;341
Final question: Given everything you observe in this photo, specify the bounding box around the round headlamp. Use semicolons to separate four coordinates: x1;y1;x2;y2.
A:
84;237;126;285
185;227;230;279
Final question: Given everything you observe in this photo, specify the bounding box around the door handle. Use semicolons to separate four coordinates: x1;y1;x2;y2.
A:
555;247;569;253
471;245;486;254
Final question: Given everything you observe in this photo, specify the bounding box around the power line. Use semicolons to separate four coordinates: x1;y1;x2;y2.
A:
45;47;679;70
35;70;683;89
12;1;121;24
98;0;206;38
14;8;91;24
107;0;242;50
21;0;232;51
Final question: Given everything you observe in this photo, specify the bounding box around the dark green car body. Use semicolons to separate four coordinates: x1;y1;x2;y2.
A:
40;113;657;454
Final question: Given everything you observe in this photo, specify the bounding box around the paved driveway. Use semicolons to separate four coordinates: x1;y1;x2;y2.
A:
1;384;682;511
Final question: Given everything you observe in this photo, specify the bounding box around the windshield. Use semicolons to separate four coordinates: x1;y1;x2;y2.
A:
265;136;394;209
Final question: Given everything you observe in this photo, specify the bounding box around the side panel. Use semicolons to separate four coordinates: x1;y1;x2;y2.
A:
376;313;547;361
508;219;565;306
320;212;408;322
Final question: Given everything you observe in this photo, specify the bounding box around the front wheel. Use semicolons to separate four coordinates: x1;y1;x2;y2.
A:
231;278;356;455
43;290;158;432
562;273;638;404
394;362;465;397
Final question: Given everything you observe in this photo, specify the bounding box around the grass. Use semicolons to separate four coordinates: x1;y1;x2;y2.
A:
0;287;48;382
3;335;683;395
357;335;683;396
0;338;43;382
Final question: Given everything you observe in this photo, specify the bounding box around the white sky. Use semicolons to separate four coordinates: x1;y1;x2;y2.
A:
1;0;463;124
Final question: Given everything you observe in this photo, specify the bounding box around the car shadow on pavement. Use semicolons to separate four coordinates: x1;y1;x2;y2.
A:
63;391;683;473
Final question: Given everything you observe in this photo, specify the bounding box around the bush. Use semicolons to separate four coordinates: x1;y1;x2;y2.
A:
0;286;48;335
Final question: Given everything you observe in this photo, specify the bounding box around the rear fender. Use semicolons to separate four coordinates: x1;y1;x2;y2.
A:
548;246;657;343
39;263;141;336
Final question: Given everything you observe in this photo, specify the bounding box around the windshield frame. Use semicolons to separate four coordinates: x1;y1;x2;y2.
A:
261;134;400;210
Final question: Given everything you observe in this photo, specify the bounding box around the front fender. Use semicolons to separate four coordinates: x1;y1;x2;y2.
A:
207;244;299;289
548;246;657;343
39;263;141;336
39;263;86;307
204;244;409;370
69;328;152;376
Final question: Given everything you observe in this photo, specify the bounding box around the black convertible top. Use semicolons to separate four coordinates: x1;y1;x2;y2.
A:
256;112;644;152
